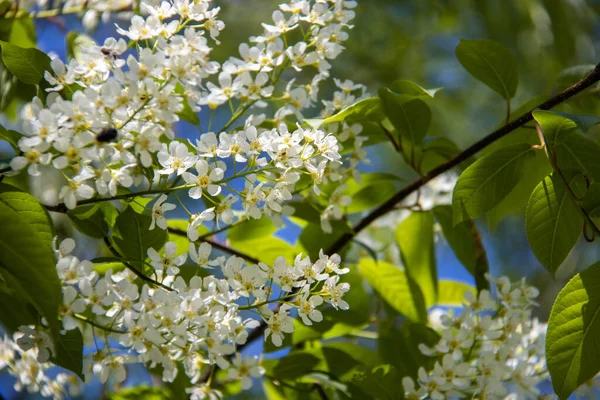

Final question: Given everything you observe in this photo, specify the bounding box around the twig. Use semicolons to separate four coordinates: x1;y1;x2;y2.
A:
102;237;174;291
238;61;600;358
167;227;260;264
327;62;600;255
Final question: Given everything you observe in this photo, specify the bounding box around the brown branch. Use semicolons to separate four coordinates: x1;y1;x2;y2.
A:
327;62;600;255
103;236;174;291
237;61;600;357
167;227;260;264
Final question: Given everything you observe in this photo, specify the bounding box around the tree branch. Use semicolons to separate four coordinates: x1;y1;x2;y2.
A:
103;236;174;291
167;227;260;264
327;61;600;255
238;61;600;357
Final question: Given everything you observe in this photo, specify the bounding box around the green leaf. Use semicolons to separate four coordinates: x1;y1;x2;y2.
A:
532;110;578;145
227;216;276;241
379;320;439;380
112;206;168;268
0;17;36;49
389;79;442;98
107;386;171;400
487;148;552;229
178;100;200;126
322;97;384;125
271;352;321;381
452;143;536;224
553;112;600;133
556;131;600;182
533;111;600;182
357;364;404;400
379;88;431;146
124;195;153;214
68;204;111;239
396;211;437;306
0;124;21;152
420;137;473;173
0;285;37;332
437;280;475;306
358;258;427;323
299;221;351;260
0;190;54;248
93;261;126;275
66;32;94;61
360;120;389;148
546;262;600;399
51;329;83;379
343;172;402;213
321;269;370;326
0;200;61;341
433;205;489;291
229;236;298;265
526;173;582;277
455;38;519;99
0;41;51;85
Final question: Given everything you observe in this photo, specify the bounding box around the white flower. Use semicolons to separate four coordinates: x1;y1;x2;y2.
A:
264;305;294;347
188;208;215;241
59;286;87;331
182;159;224;199
151;194;176;230
189;242;221;268
59;167;95;209
324;275;350;310
158;142;197;176
147;242;187;273
297;293;324;325
227;353;264;390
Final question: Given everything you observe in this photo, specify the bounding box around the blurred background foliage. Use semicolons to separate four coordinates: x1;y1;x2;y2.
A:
2;0;600;398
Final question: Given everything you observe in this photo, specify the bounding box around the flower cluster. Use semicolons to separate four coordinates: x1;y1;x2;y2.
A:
9;0;368;235
402;274;547;400
0;333;82;399
0;238;351;398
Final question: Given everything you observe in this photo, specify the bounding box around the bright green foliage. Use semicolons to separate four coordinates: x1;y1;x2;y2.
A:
322;97;384;125
396;211;437;306
269;352;322;381
107;386;172;400
487;148;552;229
0;124;21;151
299;221;351;260
111;206;168;268
358;258;427;323
68;204;112;239
343;172;402;213
175;82;200;126
437;280;476;306
526;174;582;276
378;320;439;381
0;187;54;248
379;88;431;146
433;205;489;291
51;329;84;379
452;143;536;224
0;195;61;342
546;262;600;399
227;216;276;240
0;41;51;85
455;39;519;100
389;79;442;99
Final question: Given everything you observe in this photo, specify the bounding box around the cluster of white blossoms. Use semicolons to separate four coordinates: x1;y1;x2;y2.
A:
0;238;350;398
8;0;370;234
402;274;549;400
0;333;83;399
